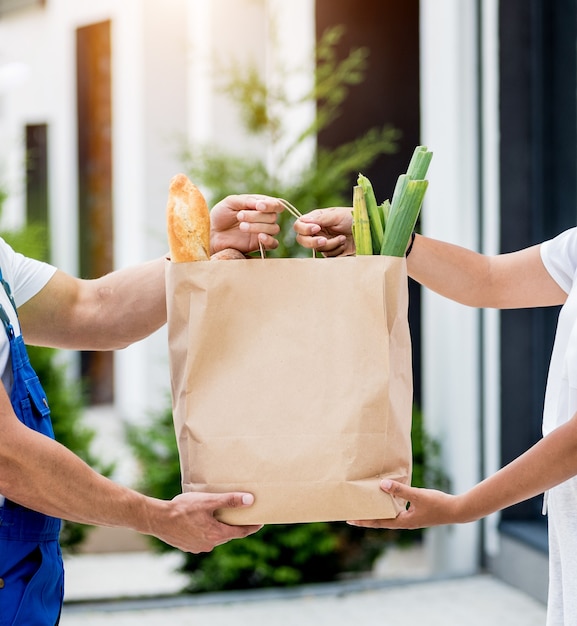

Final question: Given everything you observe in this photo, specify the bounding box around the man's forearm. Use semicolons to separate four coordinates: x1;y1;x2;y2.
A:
90;257;167;349
0;411;260;553
0;416;152;529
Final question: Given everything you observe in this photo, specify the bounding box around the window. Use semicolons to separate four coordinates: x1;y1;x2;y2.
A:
25;123;50;256
499;0;577;532
315;0;422;403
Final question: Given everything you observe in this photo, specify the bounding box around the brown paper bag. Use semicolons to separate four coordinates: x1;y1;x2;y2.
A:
166;255;413;525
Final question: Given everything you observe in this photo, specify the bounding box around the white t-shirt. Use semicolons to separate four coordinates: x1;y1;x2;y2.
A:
0;238;57;393
539;227;577;625
540;227;577;436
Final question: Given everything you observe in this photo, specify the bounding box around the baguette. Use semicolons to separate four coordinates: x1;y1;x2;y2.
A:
166;173;210;262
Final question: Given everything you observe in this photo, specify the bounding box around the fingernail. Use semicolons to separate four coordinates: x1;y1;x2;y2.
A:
242;494;254;506
380;479;393;491
237;211;245;221
255;201;266;211
316;237;327;246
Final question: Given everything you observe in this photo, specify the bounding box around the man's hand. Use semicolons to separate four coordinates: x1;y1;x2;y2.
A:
147;491;262;554
293;207;355;257
210;195;285;255
348;480;461;531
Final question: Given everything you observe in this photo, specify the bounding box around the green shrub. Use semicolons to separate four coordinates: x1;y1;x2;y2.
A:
181;25;400;258
128;400;446;591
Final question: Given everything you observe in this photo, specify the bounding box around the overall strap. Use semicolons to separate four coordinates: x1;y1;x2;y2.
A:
0;266;16;340
0;265;17;312
0;267;52;428
0;302;15;339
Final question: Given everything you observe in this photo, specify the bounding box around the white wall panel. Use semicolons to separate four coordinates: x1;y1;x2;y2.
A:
420;0;481;575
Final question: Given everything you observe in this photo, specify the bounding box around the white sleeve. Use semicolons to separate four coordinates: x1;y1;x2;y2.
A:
0;239;57;307
540;227;577;294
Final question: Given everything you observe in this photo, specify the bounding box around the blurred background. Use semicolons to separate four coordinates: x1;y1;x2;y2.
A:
1;0;574;605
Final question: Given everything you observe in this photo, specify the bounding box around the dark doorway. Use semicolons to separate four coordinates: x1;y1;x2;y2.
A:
315;0;422;403
499;0;577;537
25;123;50;258
76;20;115;405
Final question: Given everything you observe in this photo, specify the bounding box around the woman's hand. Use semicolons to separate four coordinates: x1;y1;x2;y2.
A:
348;480;463;530
293;207;355;257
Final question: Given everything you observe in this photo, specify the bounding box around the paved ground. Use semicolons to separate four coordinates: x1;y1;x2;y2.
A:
59;551;547;626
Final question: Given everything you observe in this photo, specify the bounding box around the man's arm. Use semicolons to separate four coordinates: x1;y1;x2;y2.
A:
0;385;260;552
19;194;285;350
18;261;166;350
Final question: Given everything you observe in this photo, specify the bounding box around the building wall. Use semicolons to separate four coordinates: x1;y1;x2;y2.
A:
0;0;318;483
0;1;183;424
419;0;487;575
0;1;517;584
420;3;547;601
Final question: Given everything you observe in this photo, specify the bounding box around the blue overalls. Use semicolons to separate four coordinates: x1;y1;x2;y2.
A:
0;269;64;625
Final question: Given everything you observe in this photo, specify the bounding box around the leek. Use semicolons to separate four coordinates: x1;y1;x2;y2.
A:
351;145;432;257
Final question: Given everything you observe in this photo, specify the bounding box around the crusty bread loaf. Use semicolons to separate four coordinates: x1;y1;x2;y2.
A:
166;174;210;262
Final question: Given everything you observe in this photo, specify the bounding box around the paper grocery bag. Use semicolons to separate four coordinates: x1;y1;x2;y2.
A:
166;255;413;525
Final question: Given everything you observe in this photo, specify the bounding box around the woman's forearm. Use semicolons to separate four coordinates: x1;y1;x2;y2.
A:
407;234;566;309
407;235;491;306
455;414;577;523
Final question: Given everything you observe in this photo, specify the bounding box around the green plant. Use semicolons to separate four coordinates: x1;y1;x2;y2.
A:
0;186;7;213
411;405;451;494
125;401;181;516
181;25;401;258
